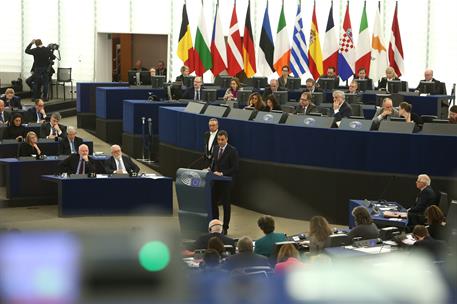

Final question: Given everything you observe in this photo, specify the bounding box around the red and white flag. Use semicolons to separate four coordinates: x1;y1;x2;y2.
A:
388;2;404;77
226;1;243;76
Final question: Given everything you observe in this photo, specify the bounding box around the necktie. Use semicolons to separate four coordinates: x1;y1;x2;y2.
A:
70;140;75;153
81;160;85;174
117;158;124;172
218;148;224;160
0;113;3;123
36;113;40;123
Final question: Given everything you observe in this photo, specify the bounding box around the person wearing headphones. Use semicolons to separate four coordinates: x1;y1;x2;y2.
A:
183;219;236;256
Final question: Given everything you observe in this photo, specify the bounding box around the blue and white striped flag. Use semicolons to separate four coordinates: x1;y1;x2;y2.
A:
290;1;309;78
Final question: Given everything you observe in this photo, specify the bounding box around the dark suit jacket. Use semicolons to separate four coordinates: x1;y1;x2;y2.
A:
410;186;437;214
183;87;204;100
59;154;100;174
25;43;53;70
25;108;45;123
330;101;352;121
60;136;83;155
295;103;318;115
378;77;400;90
413;236;446;260
416;78;447;95
19;143;41;157
105;155;140;174
39;122;67;139
263;86;286;99
203;130;220;159
0;111;11;124
278;77;288;90
210;144;239;177
190;232;236;251
0;96;22;109
222;252;272;271
2;125;26;140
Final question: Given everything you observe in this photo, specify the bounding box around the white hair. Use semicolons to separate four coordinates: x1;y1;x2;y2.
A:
418;174;431;186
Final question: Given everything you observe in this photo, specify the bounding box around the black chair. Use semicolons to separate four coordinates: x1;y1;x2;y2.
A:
421;115;438;123
438;191;450;216
56;68;73;100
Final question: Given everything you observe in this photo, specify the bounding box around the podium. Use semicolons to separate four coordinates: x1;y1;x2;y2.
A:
175;168;232;239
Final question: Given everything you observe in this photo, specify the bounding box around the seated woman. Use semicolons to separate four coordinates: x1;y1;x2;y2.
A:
246;92;266;111
223;77;241;101
274;243;303;273
19;131;42;157
0;88;22;109
378;66;400;90
347;206;379;241
265;95;282;112
2;113;26;141
425;205;447;241
398;102;422;132
278;65;290;90
308;216;333;254
254;215;287;258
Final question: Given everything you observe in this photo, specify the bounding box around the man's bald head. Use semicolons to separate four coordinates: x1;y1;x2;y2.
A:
208;219;223;233
78;144;89;157
424;69;433;81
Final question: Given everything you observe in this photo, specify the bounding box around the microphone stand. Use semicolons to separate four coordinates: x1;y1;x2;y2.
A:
136;117;149;162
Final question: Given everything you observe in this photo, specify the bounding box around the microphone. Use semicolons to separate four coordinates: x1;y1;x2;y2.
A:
187;155;205;169
376;175;397;204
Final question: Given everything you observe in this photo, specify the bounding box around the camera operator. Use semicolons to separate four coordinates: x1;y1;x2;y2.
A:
25;39;55;101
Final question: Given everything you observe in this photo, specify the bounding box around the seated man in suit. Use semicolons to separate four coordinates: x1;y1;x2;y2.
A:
415;69;447;95
408;174;438;227
131;59;147;71
412;225;446;260
40;112;67;140
222;236;271;271
319;66;340;89
330;90;352;126
105;144;140;174
304;78;322;93
0;88;22;110
183;76;203;100
209;130;239;235
263;79;283;99
295;92;317;115
184;219;236;256
449;105;457;124
60;126;83;155
26;99;47;123
347;80;360;94
0;100;11;126
59;144;98;174
371;97;400;130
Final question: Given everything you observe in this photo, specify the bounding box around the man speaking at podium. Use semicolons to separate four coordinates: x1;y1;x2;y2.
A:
209;130;239;235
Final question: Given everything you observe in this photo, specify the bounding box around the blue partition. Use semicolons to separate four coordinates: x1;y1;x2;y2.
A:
77;82;127;113
123;100;187;135
159;107;457;177
95;87;166;119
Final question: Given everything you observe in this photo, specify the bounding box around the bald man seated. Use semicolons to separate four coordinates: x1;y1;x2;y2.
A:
185;219;236;254
416;69;447;95
371;97;400;130
104;145;140;174
59;144;100;174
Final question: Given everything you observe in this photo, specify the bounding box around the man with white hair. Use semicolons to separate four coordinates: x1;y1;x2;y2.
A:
105;144;140;174
371;97;400;130
60;126;83;154
408;174;438;226
59;144;98;174
416;69;447;95
330;90;352;124
189;219;236;252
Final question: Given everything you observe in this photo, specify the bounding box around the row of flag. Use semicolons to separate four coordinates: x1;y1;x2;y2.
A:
177;0;404;84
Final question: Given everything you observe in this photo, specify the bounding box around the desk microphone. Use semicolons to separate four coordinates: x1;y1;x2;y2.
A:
376;175;396;204
187;155;205;169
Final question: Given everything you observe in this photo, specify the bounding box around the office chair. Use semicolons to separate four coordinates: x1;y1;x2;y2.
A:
56;67;73;100
438;191;450;216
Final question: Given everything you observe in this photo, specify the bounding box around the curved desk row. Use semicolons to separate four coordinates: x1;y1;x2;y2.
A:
158;107;457;225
